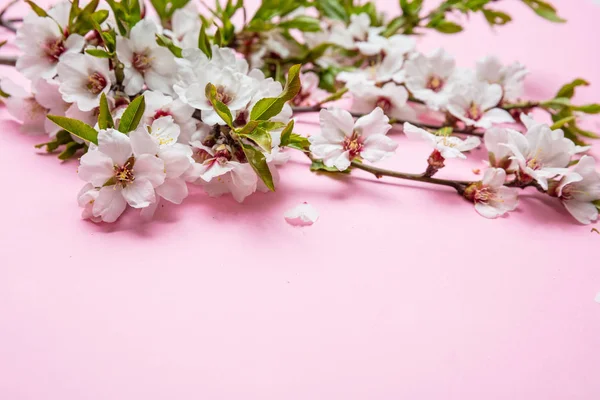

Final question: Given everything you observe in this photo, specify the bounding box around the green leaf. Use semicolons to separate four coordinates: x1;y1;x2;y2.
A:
483;9;512;25
315;0;348;21
250;64;302;121
46;115;99;145
278;16;321;32
570;125;600;139
156;34;183;57
25;0;48;17
58;142;86;160
549;116;575;130
98;93;114;130
85;49;112;58
522;0;565;23
310;159;349;173
118;95;145;133
241;127;272;152
237;120;260;136
279;120;294;147
382;16;405;37
430;20;463;34
556;78;589;99
198;23;212;58
205;83;234;127
572;104;600;114
35;130;74;152
542;97;571;109
241;144;275;191
284;133;309;151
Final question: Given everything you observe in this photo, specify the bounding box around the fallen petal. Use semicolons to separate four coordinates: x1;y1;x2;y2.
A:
284;202;319;227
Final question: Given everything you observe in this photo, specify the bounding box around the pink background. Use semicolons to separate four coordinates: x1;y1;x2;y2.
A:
1;0;600;398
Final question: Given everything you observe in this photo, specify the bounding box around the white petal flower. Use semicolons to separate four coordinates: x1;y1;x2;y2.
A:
476;56;528;101
349;82;416;121
57;53;115;112
503;115;575;190
142;91;196;143
16;4;85;80
554;156;600;224
466;168;519;218
403;123;481;159
284;203;319;226
168;7;201;49
403;49;458;110
309;107;395;171
117;19;178;96
77;183;102;223
337;49;406;84
447;81;514;129
484;127;524;171
77;129;166;223
200;162;259;203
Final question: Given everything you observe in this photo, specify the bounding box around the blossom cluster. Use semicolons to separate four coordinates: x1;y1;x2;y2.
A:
1;0;599;226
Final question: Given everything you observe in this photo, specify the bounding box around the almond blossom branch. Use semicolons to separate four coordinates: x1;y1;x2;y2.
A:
291;105;484;137
349;160;471;194
0;57;17;66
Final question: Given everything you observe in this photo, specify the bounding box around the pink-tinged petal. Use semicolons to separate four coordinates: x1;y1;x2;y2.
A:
121;179;156;208
160;145;193;178
573;155;598;179
97;129;133;166
556;172;583;198
319;108;354;142
456;136;481;152
156;178;188;204
482;168;507;188
494;186;519;213
140;198;159;220
354;107;391;138
284;203;319;226
93;186;128;223
474;202;503;219
134;154;165;187
130;128;159;156
229;163;258;202
78;150;115;187
480;83;503;110
123;69;145;96
361;134;398;163
438;146;466;160
479;108;514;127
200;161;236;182
563;199;599;225
403;123;437;146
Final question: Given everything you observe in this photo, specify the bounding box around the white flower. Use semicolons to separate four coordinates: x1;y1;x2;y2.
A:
57;53;115;112
77;183;102;223
349;82;415;120
77;129;166;223
2;78;68;135
309;107;395;171
484;127;524;171
145;116;180;148
554;156;600;224
356;32;415;57
292;72;325;107
503;116;575;190
403;122;481;159
284;203;319;226
117;19;178;96
447;81;514;129
167;7;201;49
15;2;85;80
403;49;458;110
476;56;528;101
129;128;194;208
175;64;254;125
466;168;519;218
329;13;371;49
337;50;405;84
142;90;196;143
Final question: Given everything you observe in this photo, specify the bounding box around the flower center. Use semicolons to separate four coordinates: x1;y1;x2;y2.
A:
214;86;233;105
474;187;492;204
87;72;107;95
526;157;542;170
43;37;65;61
343;132;364;158
375;97;392;113
113;157;135;187
153;109;171;120
133;52;152;73
466;103;482;121
426;75;444;92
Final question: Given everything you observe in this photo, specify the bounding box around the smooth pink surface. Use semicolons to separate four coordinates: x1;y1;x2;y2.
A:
1;1;600;399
